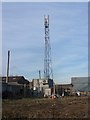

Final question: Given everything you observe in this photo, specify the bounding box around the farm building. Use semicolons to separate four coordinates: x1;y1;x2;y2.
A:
32;78;53;97
1;76;54;98
71;77;90;96
44;88;51;97
55;84;73;96
1;76;32;98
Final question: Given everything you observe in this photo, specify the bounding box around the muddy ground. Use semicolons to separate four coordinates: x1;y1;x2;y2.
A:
2;96;90;119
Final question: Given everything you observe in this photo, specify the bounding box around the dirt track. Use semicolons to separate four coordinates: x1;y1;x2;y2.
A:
2;96;89;119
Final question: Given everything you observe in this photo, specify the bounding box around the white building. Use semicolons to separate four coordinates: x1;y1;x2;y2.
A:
32;79;53;97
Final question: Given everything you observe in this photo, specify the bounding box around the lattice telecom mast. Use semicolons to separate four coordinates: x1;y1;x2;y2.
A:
44;15;53;80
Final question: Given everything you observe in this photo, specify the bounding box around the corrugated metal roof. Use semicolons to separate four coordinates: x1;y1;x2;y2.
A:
0;76;29;84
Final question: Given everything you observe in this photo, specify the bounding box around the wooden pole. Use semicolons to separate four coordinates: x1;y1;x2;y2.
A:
6;50;10;83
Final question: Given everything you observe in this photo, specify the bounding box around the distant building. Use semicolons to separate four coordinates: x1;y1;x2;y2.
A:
55;84;73;96
1;76;54;98
44;88;51;97
1;76;30;98
2;76;29;84
71;77;90;96
71;77;90;92
32;79;53;97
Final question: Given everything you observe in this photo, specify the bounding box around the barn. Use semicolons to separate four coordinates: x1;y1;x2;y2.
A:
71;77;90;96
1;76;30;98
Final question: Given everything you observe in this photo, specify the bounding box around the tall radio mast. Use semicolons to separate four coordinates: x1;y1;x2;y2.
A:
44;15;53;80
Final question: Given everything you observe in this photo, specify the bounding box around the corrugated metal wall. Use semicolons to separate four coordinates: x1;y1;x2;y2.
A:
71;77;90;92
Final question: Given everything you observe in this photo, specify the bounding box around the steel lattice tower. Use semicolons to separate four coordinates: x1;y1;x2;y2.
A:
44;15;53;80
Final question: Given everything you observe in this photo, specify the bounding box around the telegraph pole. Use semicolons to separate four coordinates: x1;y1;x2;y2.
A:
6;50;10;83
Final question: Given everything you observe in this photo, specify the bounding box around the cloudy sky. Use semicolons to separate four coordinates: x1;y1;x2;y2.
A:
2;2;88;84
1;0;89;2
